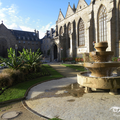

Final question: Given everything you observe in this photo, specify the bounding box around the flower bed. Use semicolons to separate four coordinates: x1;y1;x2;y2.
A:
63;57;84;63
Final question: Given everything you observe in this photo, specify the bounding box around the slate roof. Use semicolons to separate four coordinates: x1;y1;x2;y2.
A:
9;29;39;41
41;29;55;40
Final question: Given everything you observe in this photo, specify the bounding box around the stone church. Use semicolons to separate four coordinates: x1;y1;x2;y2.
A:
52;0;120;61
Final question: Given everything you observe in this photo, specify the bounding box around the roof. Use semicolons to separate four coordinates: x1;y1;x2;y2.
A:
9;29;40;41
41;29;55;40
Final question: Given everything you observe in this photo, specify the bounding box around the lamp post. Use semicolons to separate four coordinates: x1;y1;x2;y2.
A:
61;47;63;63
15;44;18;56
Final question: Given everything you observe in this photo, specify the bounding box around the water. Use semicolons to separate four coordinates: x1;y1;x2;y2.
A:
82;72;118;78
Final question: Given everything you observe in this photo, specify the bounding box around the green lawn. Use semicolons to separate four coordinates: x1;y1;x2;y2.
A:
62;64;87;72
0;64;63;102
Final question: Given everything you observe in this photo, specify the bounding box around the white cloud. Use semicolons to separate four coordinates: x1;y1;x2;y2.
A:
38;22;55;39
20;25;34;32
8;23;22;30
0;1;55;39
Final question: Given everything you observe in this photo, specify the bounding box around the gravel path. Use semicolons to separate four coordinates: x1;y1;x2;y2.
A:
25;76;120;120
1;63;120;120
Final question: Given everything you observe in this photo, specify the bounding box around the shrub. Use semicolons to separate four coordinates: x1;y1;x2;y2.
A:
0;72;13;89
112;57;118;62
2;69;24;85
0;48;24;70
19;48;42;73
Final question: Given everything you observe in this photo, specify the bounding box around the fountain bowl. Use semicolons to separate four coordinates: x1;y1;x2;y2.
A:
77;72;120;94
89;51;114;62
84;62;120;77
95;42;108;52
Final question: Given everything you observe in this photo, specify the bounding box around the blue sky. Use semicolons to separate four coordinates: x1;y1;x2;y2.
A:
0;0;91;38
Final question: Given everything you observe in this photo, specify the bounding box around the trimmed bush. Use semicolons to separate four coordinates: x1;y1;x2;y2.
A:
2;69;25;85
0;72;13;89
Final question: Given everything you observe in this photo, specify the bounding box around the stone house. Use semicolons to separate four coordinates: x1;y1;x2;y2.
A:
0;23;40;57
40;28;55;62
53;0;120;61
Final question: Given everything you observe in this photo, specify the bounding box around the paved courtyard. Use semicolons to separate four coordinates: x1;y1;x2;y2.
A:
1;63;120;120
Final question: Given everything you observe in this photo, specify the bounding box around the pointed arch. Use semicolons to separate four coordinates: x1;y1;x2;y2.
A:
98;5;107;42
119;2;120;40
67;22;71;48
68;22;71;36
78;18;85;46
59;26;63;36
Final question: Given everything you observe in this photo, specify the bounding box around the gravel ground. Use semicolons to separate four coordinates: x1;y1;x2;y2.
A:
1;63;120;120
25;76;120;120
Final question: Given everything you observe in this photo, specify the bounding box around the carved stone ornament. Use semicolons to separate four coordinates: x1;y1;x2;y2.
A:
110;0;113;3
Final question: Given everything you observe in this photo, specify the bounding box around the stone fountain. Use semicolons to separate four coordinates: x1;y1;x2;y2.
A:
77;42;120;95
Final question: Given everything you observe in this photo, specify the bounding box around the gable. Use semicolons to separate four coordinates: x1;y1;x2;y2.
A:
57;10;64;23
0;23;16;48
65;5;74;18
76;0;88;12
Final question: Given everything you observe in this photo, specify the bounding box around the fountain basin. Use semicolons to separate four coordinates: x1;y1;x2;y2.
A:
84;62;120;77
90;51;114;62
77;72;120;90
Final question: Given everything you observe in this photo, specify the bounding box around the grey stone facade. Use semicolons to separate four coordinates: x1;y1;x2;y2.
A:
40;28;55;62
0;23;40;57
53;0;120;61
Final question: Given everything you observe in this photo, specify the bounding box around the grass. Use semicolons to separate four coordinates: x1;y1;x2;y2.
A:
49;118;61;120
62;64;87;72
0;64;63;102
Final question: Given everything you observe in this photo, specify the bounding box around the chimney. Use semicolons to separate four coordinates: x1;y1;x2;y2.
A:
50;28;53;37
34;29;36;33
37;30;39;38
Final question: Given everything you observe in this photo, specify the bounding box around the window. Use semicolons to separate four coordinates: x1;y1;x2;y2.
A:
98;5;107;42
60;27;63;36
23;41;25;44
78;19;85;46
23;37;25;40
68;23;71;35
68;23;71;48
19;41;21;43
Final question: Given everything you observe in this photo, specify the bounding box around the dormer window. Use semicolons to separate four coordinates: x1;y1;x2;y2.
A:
80;6;82;9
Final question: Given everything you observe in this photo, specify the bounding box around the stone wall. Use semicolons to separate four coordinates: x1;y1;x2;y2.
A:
54;0;119;60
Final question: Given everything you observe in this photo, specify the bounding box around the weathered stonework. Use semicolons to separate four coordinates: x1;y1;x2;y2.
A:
53;0;120;61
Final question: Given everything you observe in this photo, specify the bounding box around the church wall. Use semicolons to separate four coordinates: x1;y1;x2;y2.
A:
54;0;120;61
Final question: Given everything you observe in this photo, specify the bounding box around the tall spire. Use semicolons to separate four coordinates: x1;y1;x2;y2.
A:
73;4;76;12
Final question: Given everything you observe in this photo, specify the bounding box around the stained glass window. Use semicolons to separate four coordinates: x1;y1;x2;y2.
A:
68;23;71;48
98;5;107;42
78;19;85;46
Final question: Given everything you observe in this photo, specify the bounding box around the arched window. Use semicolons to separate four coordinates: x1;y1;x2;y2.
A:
68;23;71;48
119;3;120;39
68;23;71;35
78;19;85;46
98;5;107;42
60;27;63;36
